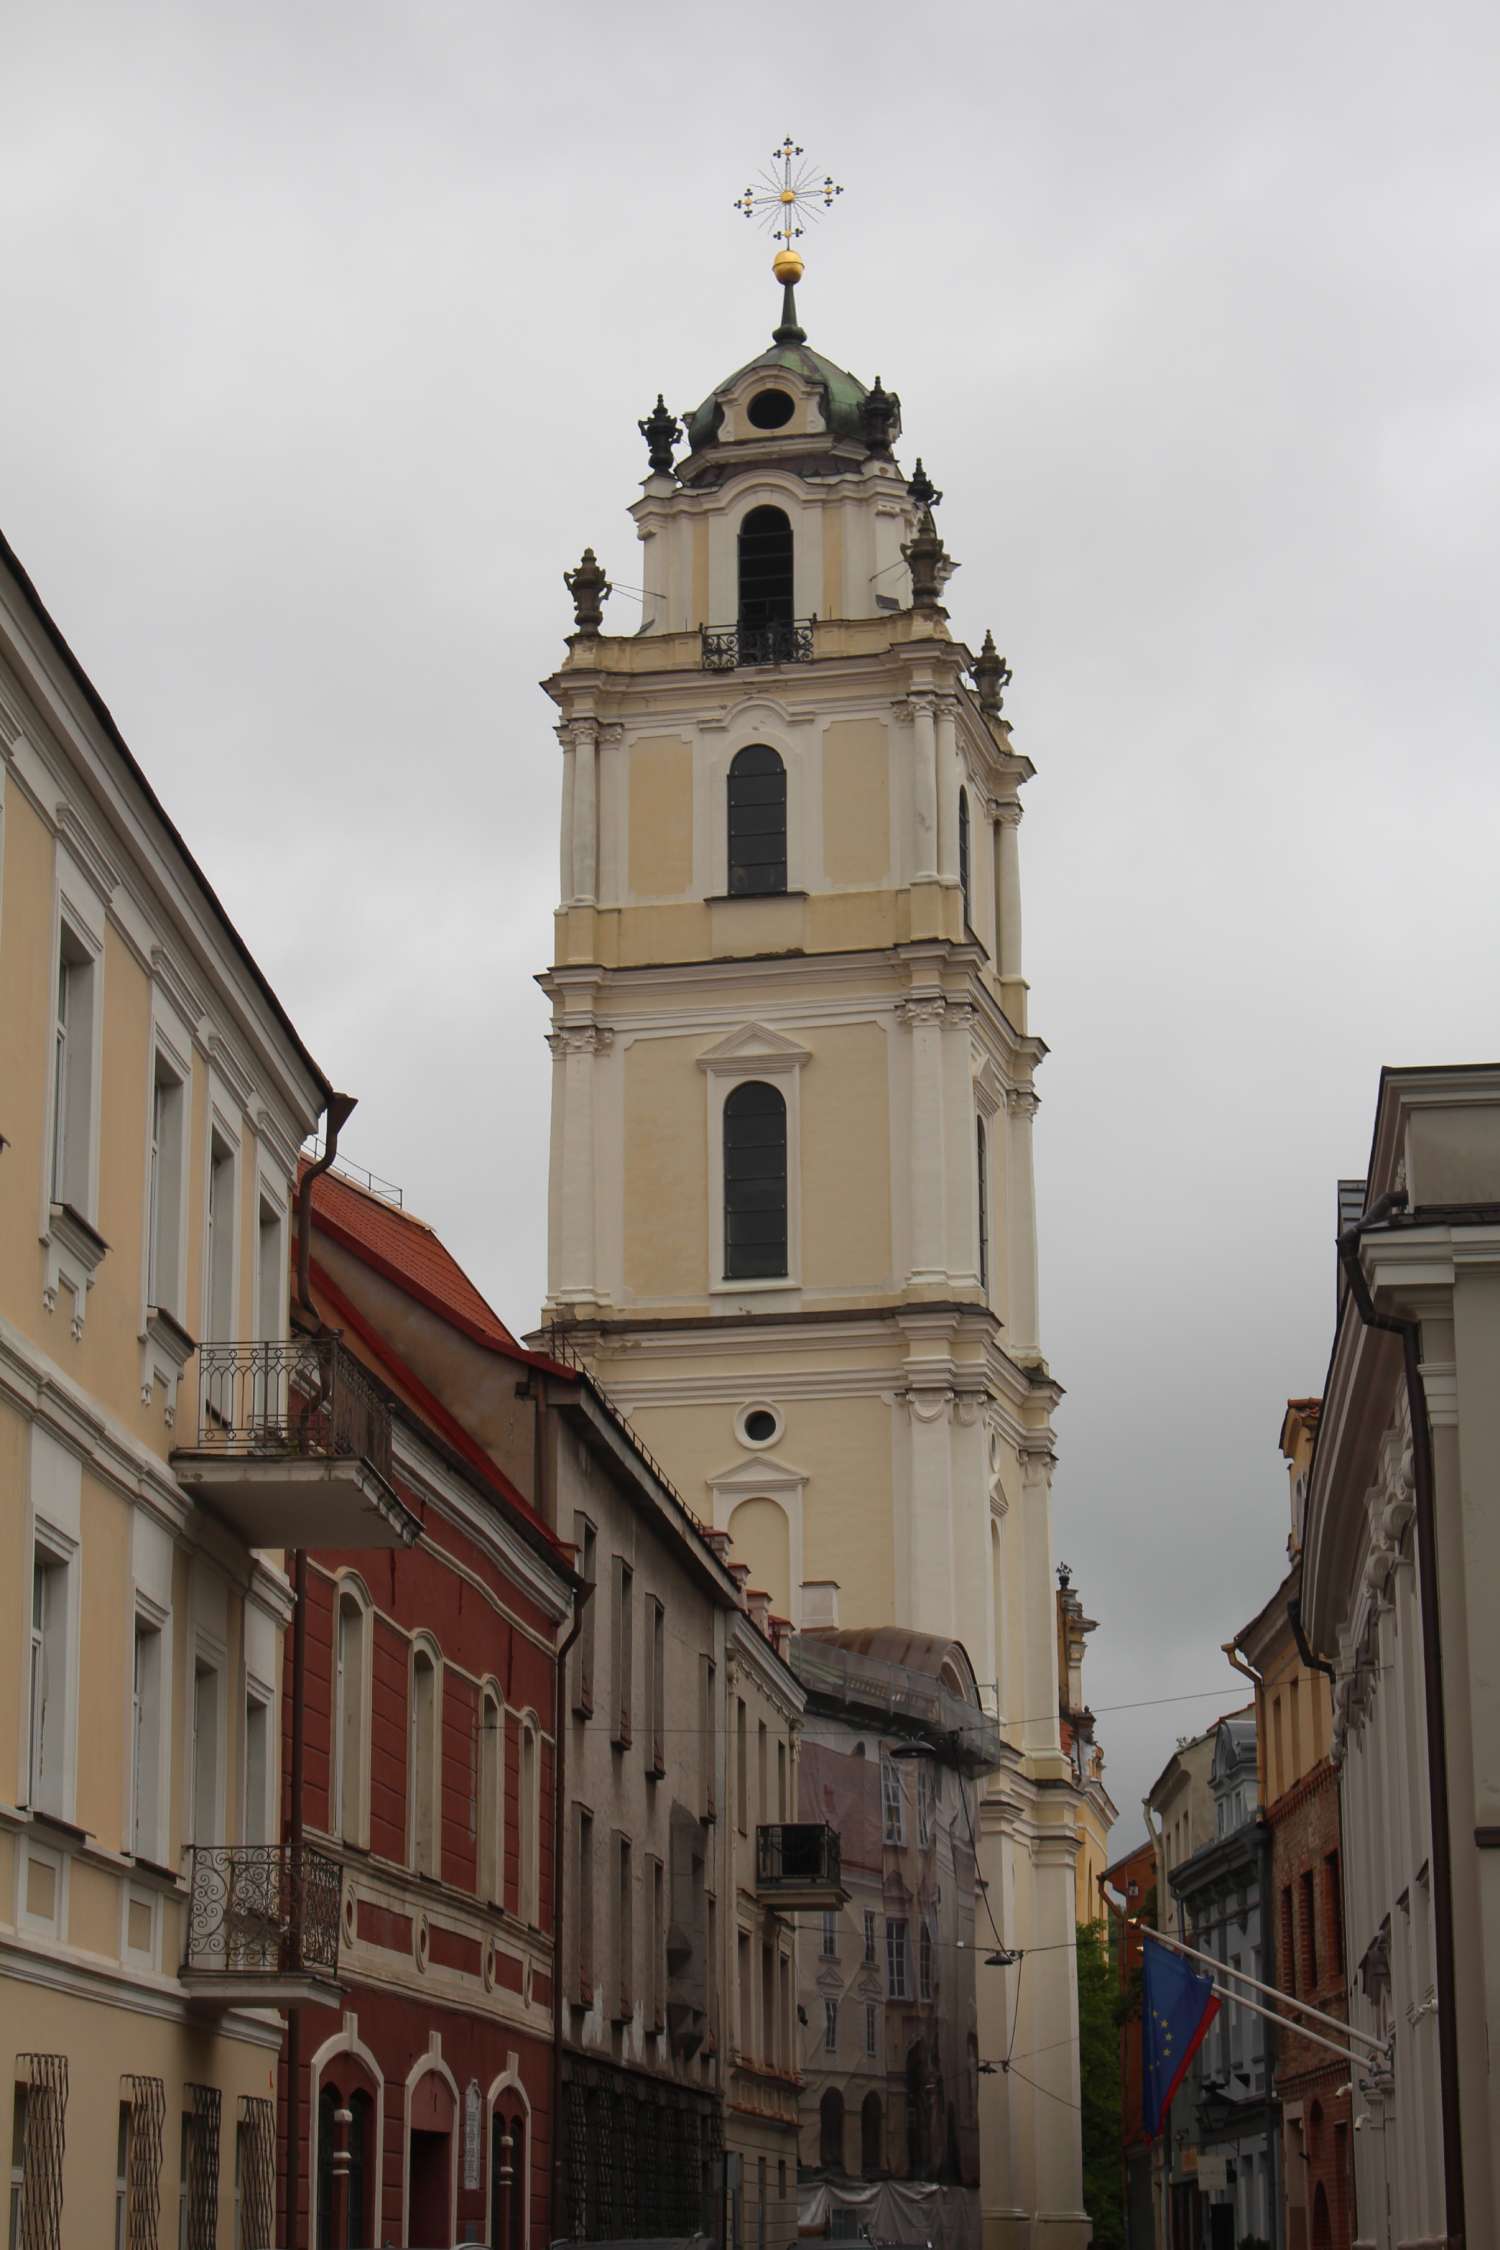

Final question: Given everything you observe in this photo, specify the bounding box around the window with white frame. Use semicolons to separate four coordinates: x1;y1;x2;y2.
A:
820;1908;839;1959
254;1191;284;1343
822;1999;838;2054
519;1719;540;1923
146;1053;187;1316
863;1908;878;1964
242;1689;272;1846
478;1687;504;1903
886;1917;909;2000
335;1586;369;1847
27;1538;72;1818
203;1130;237;1344
919;1918;935;2001
50;922;98;1215
572;1514;597;1716
611;1557;634;1749
409;1644;440;1876
881;1754;905;1845
191;1655;221;1845
132;1613;166;1862
865;2001;878;2057
644;1596;666;1778
917;1760;935;1848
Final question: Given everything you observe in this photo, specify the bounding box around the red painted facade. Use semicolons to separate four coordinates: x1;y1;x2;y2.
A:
279;1172;574;2249
1269;1758;1354;2250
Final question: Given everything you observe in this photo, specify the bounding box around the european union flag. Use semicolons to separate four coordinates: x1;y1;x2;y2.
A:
1141;1933;1220;2139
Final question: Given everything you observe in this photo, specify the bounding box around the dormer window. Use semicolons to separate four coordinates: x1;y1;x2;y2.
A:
738;506;794;631
747;388;795;431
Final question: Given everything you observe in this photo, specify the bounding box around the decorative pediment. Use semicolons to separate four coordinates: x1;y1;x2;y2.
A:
708;1452;810;1497
696;1022;811;1077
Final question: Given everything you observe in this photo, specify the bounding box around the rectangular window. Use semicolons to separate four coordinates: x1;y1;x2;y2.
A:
1272;1695;1285;1799
863;1910;877;1965
761;1939;775;2065
1325;1850;1344;1970
823;1998;838;2054
478;1693;503;1903
27;1541;71;1817
614;1832;633;2022
114;2100;130;2250
573;1515;597;1716
133;1614;165;1862
881;1754;905;1845
611;1558;634;1748
919;1919;934;2001
820;1909;839;1960
10;2087;28;2250
1300;1867;1319;1988
736;1697;748;1834
648;1855;665;2032
865;2001;878;2057
757;2159;766;2250
1280;1884;1296;1995
204;1132;236;1344
702;1655;718;1821
777;1738;788;1822
917;1761;935;1847
409;1649;439;1876
645;1597;666;1777
1289;1676;1303;1776
254;1194;283;1344
243;1691;271;1847
177;2109;195;2250
738;1931;753;2057
886;1917;909;2000
191;1657;220;1845
576;1806;595;2005
50;926;97;1214
707;1892;720;2053
779;1951;791;2069
147;1055;186;1316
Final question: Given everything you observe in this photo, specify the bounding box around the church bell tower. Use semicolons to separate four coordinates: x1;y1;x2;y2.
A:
538;166;1091;2248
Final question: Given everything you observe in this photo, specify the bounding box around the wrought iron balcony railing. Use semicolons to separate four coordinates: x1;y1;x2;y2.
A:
701;619;814;670
755;1821;842;1894
189;1333;393;1482
183;1841;342;1983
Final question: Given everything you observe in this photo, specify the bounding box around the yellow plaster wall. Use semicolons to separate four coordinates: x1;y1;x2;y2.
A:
691;518;710;630
78;1471;132;1853
66;1858;122;1958
802;1022;891;1290
623;1035;708;1299
821;509;845;620
0;790;55;1333
628;735;695;899
821;720;889;888
806;889;901;952
69;924;155;1441
726;1496;792;1620
793;1394;893;1623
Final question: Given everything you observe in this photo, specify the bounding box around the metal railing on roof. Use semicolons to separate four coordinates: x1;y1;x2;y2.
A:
788;1635;1003;1769
301;1138;405;1209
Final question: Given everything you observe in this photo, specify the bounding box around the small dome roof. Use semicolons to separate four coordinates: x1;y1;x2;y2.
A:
686;338;871;453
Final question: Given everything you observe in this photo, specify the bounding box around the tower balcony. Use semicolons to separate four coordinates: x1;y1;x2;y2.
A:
181;1841;343;2009
171;1334;419;1551
702;619;814;670
754;1822;846;1910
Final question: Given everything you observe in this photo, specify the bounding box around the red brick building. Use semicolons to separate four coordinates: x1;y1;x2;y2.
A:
1100;1839;1156;2249
281;1165;576;2247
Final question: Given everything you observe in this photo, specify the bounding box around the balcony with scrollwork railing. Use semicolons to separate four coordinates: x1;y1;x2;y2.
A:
171;1332;418;1551
701;619;814;671
181;1841;343;2007
754;1822;846;1910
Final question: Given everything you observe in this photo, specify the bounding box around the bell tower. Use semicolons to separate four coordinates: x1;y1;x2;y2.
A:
538;164;1091;2249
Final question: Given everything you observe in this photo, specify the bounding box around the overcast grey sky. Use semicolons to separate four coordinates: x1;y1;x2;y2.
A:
6;0;1498;1842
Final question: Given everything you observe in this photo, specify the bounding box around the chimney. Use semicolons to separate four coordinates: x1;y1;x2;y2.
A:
800;1580;840;1628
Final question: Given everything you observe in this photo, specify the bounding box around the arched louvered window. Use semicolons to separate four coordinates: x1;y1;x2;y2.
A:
958;788;972;930
738;506;794;630
727;745;787;896
724;1081;788;1281
976;1115;989;1294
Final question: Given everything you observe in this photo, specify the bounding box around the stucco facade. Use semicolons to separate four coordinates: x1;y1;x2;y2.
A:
537;274;1092;2248
0;528;338;2244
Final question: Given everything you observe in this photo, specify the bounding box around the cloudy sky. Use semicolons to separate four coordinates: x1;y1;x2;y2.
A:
6;0;1497;1840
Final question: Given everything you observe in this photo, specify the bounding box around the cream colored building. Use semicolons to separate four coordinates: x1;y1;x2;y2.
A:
0;528;383;2244
1303;1066;1500;2250
537;267;1091;2246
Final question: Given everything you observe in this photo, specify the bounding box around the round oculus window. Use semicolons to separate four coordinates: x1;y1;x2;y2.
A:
737;1402;783;1448
746;387;795;431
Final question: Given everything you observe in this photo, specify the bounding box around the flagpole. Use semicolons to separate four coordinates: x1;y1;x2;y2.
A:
1141;1920;1387;2055
1202;1977;1372;2073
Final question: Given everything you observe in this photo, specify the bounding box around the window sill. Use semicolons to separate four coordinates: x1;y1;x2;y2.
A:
704;891;808;905
42;1202;109;1335
141;1304;198;1426
711;1275;799;1296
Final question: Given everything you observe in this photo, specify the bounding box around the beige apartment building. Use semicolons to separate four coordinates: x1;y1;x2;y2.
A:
0;528;383;2245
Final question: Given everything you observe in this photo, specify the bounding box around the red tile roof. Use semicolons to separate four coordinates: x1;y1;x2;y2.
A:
302;1163;524;1355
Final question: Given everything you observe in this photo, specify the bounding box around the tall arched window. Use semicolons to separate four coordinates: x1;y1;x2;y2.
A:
975;1116;989;1295
519;1719;540;1924
335;1584;368;1845
317;2081;372;2248
478;1687;504;1904
409;1644;440;1877
492;2102;528;2250
724;1081;788;1281
958;788;972;930
727;745;786;896
738;506;794;632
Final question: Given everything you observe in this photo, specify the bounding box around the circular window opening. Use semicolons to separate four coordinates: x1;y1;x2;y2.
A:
737;1402;783;1448
746;388;795;431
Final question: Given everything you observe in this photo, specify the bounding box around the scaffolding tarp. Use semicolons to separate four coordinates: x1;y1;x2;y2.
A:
798;2179;980;2250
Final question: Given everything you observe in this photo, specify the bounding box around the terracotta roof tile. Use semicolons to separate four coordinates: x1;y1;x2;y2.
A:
303;1163;519;1351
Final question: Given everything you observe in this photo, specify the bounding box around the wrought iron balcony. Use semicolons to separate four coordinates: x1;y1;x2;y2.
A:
172;1334;418;1551
755;1822;846;1909
702;619;814;670
181;1841;343;2006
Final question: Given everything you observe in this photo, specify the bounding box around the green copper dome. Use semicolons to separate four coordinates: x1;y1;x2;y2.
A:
685;338;872;453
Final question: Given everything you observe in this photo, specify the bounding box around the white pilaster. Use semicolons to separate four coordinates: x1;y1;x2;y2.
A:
572;719;598;904
1004;1088;1041;1359
549;1024;609;1303
910;697;939;882
901;997;948;1284
936;694;961;885
994;800;1023;978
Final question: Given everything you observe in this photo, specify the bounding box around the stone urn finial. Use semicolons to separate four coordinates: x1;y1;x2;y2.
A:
564;547;611;638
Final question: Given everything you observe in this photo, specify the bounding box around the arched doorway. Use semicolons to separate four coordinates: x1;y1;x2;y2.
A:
407;2068;455;2247
491;2102;528;2250
317;2078;373;2246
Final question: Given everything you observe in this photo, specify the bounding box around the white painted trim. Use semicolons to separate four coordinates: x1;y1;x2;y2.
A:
401;2038;461;2247
484;2062;533;2250
700;1025;808;1296
309;2013;386;2250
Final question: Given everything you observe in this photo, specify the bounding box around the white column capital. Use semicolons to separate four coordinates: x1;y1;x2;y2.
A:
546;1024;613;1058
897;995;947;1029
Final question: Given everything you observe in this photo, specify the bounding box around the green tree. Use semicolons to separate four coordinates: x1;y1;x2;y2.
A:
1076;1919;1125;2250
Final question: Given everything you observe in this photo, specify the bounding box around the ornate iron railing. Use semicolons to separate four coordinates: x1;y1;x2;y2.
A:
183;1841;342;1981
701;618;814;670
755;1821;842;1891
189;1334;392;1483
